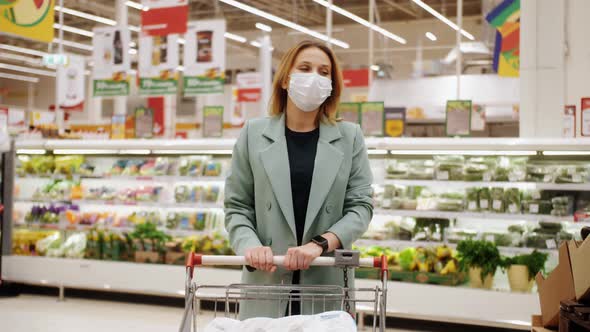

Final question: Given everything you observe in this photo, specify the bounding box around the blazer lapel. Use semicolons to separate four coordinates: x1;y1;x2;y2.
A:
259;114;297;240
303;121;343;240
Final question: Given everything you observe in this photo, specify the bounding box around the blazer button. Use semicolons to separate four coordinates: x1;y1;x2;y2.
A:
266;201;272;210
325;204;333;214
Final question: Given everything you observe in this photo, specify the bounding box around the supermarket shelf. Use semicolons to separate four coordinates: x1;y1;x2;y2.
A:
13;223;217;237
14;199;223;210
1;256;536;330
373;208;575;222
15;137;590;153
354;239;558;255
16;175;226;183
384;179;590;191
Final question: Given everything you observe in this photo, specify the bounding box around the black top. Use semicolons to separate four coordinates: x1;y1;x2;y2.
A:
285;126;319;247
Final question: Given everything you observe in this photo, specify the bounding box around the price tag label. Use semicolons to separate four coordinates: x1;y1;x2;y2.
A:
485;235;495;242
573;174;582;183
508;204;519;214
483;172;492;182
546;239;557;249
437;171;449;180
532;191;541;200
493;200;503;210
480;200;489;209
530;204;539;214
468;201;478;211
544;174;552;183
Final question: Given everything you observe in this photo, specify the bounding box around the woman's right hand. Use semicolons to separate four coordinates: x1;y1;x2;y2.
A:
245;246;277;272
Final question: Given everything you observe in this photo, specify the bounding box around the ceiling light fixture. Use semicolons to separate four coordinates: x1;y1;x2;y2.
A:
370;64;380;71
55;5;116;26
250;40;261;48
0;52;43;66
224;32;247;43
0;72;40;83
313;0;406;44
0;44;48;57
255;22;272;32
0;63;56;77
53;23;94;37
425;31;437;41
125;1;143;10
53;38;93;51
218;0;349;48
411;0;475;40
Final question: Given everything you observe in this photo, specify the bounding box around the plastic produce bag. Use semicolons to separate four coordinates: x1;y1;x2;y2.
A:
204;311;356;332
36;232;61;255
434;155;464;181
61;233;87;258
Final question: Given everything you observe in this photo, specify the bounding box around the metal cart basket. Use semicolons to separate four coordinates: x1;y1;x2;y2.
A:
180;250;388;332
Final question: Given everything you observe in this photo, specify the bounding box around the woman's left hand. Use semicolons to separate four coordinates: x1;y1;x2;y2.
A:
283;242;323;271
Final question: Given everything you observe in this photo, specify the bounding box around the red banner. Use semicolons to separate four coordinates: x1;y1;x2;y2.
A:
141;5;188;36
342;69;369;87
147;97;165;136
237;88;262;103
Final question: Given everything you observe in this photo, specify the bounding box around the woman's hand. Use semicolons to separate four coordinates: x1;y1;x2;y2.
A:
283;243;323;271
245;246;277;272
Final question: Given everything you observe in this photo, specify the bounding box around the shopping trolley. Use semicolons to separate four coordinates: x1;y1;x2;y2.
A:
179;249;388;332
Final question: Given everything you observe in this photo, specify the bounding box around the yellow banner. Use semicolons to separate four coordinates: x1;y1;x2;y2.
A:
0;0;54;43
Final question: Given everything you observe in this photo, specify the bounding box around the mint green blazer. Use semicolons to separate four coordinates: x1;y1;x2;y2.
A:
224;113;374;318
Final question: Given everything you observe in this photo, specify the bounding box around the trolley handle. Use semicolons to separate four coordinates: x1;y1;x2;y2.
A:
186;252;388;277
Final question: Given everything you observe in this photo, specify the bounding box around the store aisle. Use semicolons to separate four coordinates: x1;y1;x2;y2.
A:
0;294;414;332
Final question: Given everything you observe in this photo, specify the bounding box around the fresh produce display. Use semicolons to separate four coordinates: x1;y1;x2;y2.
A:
181;233;234;256
457;239;502;281
505;188;521;214
166;210;224;231
31;180;78;201
12;229;58;255
464;157;495;182
174;184;222;203
109;158;173;176
551;196;574;216
501;250;549;281
434;155;464;181
526;163;554;183
555;165;589;184
178;156;208;176
24;204;79;225
17;155;93;177
479;187;491;211
436;191;464;211
491;187;505;213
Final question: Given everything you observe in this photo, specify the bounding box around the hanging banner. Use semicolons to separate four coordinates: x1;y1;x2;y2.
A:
138;33;179;95
486;0;520;77
383;107;406;137
337;102;360;124
0;0;54;43
202;106;223;138
92;27;131;97
183;20;226;96
236;72;261;102
360;102;384;137
446;100;472;137
57;54;85;112
141;0;188;36
563;105;576;138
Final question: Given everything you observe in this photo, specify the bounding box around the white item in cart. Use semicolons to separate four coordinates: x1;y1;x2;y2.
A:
204;310;356;332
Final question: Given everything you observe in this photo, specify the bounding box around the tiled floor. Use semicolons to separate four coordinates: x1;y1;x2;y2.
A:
0;294;412;332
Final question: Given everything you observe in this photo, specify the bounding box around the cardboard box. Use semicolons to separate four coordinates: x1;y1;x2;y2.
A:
536;242;576;328
135;251;161;264
568;237;590;303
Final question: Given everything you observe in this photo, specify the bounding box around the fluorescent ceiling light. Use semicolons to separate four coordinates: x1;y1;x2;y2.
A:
119;149;151;155
250;40;261;48
389;150;537;156
55;5;116;26
367;149;388;155
425;31;437;41
177;65;184;71
53;38;93;51
129;26;141;32
313;0;406;44
0;52;43;66
370;64;380;71
17;149;46;154
218;0;349;48
178;38;186;45
129;48;137;55
224;32;247;43
0;63;56;77
0;44;48;57
255;22;272;32
411;0;475;40
53;23;94;37
0;72;40;83
542;151;590;156
129;41;137;48
125;1;143;10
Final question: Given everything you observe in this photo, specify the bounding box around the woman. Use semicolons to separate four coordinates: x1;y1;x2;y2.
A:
224;40;374;319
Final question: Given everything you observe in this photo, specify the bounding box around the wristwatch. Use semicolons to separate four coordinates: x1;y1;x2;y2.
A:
311;235;329;254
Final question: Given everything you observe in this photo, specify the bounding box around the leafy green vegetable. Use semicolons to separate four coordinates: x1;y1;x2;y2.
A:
399;247;416;271
501;250;549;280
457;239;502;280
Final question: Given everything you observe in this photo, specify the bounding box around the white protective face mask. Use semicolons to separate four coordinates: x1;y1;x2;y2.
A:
287;72;333;112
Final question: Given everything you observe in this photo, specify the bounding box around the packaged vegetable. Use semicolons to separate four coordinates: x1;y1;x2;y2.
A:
526;163;555;183
434;155;464;181
178;156;208;177
406;160;435;180
466;188;479;211
491;188;505;213
478;188;491;211
505;188;522;214
386;161;408;179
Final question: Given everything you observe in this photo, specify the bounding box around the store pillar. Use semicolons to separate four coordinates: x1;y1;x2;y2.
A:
259;35;272;114
114;0;128;117
520;0;590;137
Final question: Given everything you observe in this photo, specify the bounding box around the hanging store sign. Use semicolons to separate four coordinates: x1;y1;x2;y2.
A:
0;0;54;43
360;102;384;137
581;98;590;137
563;105;576;138
57;54;85;112
446;100;472;137
141;0;188;36
337;102;360;124
342;69;369;88
138;33;179;95
92;27;131;97
383;107;406;137
183;20;226;96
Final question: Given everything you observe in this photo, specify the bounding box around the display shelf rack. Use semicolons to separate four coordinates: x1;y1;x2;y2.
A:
1;255;536;330
14;199;223;210
373;208;577;223
12;223;217;237
384;179;590;191
15;175;226;183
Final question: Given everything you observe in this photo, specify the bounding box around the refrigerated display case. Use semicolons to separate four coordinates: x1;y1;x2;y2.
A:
3;137;590;329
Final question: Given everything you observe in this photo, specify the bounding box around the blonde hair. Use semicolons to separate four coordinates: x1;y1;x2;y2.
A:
269;40;343;124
